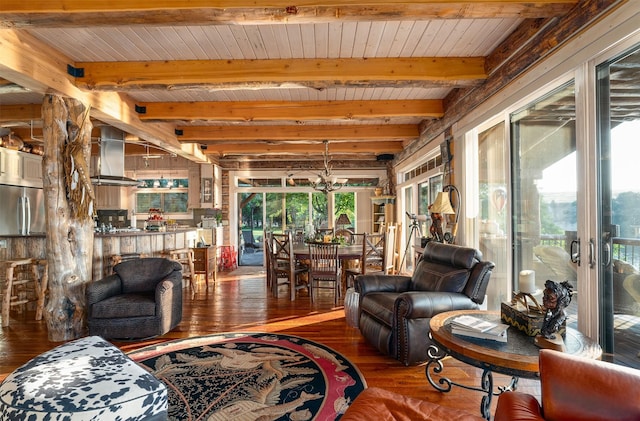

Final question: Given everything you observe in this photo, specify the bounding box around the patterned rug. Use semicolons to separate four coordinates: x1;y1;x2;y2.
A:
128;333;367;420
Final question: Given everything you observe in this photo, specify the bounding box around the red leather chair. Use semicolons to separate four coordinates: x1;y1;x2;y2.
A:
342;387;484;421
495;349;640;421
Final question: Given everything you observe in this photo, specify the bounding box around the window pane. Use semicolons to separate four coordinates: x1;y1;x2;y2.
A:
511;81;577;322
477;121;509;310
334;192;355;231
311;193;329;229
285;192;309;231
136;193;161;213
164;192;188;213
266;193;284;233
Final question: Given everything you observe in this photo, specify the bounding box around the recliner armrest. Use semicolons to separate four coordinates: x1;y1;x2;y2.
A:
86;274;123;306
356;274;412;296
395;291;479;319
464;260;495;304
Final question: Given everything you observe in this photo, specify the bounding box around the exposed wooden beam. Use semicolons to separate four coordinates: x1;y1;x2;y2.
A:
136;100;444;122
72;58;486;91
0;29;208;161
0;104;41;122
1;1;577;28
200;141;405;156
177;124;419;142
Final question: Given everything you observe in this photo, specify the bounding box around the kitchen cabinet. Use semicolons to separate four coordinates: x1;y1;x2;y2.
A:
0;149;19;184
21;153;43;187
371;196;395;233
0;149;43;188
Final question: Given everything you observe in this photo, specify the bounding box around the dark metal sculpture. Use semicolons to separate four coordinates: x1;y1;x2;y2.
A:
536;280;573;351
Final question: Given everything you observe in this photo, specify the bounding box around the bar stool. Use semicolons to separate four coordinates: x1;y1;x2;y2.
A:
218;245;237;271
163;249;197;298
2;258;48;327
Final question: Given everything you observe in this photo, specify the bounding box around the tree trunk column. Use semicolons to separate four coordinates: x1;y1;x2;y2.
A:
42;94;95;342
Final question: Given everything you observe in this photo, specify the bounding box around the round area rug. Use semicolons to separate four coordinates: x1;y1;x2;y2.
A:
128;333;367;420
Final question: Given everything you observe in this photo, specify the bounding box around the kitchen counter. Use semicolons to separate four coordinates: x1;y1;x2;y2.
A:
93;228;198;278
1;228;199;280
94;228;194;236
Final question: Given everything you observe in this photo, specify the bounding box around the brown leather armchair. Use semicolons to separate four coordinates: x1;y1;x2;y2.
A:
495;349;640;421
355;242;494;366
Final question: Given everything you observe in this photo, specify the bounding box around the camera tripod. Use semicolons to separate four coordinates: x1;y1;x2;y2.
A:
399;212;423;272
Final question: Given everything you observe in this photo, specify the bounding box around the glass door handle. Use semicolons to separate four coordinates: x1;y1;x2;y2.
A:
570;239;580;266
601;241;611;268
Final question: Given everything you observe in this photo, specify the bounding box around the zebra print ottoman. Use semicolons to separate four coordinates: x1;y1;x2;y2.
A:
0;336;167;420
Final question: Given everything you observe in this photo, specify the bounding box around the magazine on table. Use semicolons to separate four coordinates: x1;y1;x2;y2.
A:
450;315;498;333
452;323;509;343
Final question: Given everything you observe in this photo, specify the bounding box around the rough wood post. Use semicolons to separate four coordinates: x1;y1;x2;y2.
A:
41;94;94;342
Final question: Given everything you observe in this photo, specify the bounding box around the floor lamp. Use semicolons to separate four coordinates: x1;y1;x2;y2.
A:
429;185;460;244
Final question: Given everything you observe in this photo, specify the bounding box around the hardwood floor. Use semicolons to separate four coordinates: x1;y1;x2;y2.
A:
0;266;541;418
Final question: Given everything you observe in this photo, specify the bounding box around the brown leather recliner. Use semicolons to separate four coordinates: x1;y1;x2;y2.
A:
494;349;640;421
355;242;494;366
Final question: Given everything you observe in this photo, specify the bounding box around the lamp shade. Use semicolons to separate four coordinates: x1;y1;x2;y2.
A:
429;192;455;214
336;213;351;226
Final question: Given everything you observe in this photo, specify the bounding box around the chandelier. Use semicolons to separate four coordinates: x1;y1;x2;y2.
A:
309;140;347;194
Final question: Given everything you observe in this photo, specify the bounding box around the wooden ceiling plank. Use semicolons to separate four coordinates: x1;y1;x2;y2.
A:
176;124;419;141
1;1;578;28
137;99;444;121
200;141;405;155
73;57;486;90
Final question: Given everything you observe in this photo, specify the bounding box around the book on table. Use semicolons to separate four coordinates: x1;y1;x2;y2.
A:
452;322;510;343
450;315;499;333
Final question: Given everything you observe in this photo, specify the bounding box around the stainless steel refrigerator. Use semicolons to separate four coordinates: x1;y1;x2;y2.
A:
0;184;46;235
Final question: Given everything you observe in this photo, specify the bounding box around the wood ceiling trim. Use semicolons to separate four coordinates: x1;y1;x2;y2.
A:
72;58;486;90
136;100;444;121
1;1;577;28
199;141;405;156
176;124;419;142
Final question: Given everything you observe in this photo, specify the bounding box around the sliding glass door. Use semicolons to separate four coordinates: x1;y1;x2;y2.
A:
511;82;579;328
596;44;640;367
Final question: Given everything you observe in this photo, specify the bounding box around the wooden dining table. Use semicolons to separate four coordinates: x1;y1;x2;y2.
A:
292;243;362;261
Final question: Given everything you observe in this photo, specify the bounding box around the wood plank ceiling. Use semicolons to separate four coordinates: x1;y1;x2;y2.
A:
0;1;582;168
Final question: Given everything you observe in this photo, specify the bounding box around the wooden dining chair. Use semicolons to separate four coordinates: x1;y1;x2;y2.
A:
308;243;341;305
271;232;309;300
264;231;274;291
345;232;386;288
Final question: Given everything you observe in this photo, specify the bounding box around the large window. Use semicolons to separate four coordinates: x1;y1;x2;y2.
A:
136;177;189;214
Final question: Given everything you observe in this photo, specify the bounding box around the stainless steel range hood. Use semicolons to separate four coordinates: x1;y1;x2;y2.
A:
90;126;140;187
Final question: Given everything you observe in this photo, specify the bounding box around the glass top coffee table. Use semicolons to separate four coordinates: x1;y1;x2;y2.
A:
427;310;602;420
